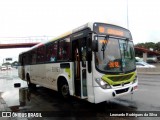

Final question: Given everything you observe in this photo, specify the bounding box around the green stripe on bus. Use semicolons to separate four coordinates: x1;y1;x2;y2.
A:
101;72;136;85
65;68;71;79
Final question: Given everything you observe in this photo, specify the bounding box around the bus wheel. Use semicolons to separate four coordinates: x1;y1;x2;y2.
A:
27;74;36;89
59;81;70;98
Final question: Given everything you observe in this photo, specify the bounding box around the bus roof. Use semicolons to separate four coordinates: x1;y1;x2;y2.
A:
20;22;130;55
20;22;92;54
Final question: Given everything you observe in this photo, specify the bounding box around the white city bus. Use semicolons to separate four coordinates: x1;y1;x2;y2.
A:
18;22;138;103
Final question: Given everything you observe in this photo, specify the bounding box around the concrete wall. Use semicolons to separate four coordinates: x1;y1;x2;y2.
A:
137;63;160;73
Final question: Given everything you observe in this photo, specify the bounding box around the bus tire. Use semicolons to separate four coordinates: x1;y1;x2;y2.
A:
58;80;70;98
26;74;36;89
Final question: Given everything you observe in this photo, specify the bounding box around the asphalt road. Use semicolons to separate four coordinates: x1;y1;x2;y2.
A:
0;69;160;120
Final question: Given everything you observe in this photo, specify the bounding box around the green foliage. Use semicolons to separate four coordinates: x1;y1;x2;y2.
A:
2;62;11;66
11;61;19;66
2;61;18;66
155;42;160;51
135;43;145;48
145;42;155;49
135;42;160;52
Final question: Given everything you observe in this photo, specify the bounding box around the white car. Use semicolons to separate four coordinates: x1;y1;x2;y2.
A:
136;61;156;68
1;66;7;71
135;57;143;62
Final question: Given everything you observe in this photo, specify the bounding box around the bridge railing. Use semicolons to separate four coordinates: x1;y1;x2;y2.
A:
0;36;54;44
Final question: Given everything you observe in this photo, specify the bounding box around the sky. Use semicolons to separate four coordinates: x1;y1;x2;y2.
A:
0;0;160;64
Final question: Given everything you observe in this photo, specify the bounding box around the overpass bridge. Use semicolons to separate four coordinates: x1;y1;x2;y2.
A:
135;46;160;62
0;43;39;49
0;36;53;49
0;37;160;59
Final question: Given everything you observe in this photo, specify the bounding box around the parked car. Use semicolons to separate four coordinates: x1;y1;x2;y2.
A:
147;57;158;63
136;56;158;63
135;57;143;62
1;66;7;71
136;61;156;68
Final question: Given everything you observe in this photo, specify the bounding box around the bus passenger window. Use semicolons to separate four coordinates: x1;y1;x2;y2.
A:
58;38;70;61
50;53;56;62
31;50;37;64
37;45;45;63
46;41;57;62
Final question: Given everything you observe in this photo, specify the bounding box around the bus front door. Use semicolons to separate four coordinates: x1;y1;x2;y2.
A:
73;38;87;98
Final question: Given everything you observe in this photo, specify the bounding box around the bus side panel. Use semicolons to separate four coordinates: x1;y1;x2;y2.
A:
69;62;75;96
86;61;94;103
55;62;74;95
45;62;73;93
24;65;30;81
18;66;24;80
30;64;38;83
36;64;46;86
45;63;60;90
65;62;74;95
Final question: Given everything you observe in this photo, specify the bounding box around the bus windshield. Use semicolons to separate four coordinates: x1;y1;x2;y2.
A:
95;36;136;73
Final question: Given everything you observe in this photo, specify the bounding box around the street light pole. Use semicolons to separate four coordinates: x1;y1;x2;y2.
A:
126;0;129;29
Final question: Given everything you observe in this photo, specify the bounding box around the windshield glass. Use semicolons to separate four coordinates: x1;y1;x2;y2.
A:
95;36;136;73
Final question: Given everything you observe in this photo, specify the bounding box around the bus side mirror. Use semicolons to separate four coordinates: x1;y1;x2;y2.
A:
92;40;98;52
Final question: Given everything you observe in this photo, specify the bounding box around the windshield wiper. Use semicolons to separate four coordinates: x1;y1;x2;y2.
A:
123;38;130;59
124;38;129;51
121;38;130;73
101;35;109;59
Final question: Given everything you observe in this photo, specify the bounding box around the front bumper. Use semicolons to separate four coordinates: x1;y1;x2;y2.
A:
94;82;138;103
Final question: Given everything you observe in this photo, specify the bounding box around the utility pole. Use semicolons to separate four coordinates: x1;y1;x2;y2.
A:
126;0;129;29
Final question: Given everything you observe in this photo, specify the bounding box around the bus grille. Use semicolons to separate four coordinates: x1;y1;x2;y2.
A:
115;87;129;94
112;82;130;87
108;73;134;82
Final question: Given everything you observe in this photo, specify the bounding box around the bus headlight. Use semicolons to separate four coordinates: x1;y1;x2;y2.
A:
95;78;111;89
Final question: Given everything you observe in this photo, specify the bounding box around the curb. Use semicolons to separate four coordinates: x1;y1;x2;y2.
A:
0;93;11;111
0;93;21;120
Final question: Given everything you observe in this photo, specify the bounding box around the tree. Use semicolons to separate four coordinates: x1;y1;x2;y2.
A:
11;61;19;66
135;42;156;50
2;62;11;66
135;43;145;48
144;42;155;50
155;42;160;52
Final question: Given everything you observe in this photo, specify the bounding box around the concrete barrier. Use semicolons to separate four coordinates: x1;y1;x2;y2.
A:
137;65;160;75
